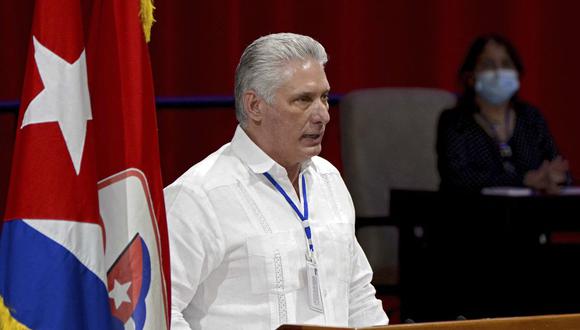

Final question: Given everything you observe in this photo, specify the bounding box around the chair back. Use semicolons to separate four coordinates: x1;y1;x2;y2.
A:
340;87;457;217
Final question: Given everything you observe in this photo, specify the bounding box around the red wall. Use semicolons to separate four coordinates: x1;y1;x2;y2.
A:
2;0;580;217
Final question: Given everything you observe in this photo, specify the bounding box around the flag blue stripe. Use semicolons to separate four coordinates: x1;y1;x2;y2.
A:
133;237;152;330
0;220;112;330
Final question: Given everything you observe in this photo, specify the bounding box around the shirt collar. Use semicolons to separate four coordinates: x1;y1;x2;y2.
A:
231;125;314;176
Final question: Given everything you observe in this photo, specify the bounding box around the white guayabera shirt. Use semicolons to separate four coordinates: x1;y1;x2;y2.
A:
165;126;389;330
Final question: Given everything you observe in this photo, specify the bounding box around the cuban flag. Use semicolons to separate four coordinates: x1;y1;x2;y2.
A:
0;0;170;329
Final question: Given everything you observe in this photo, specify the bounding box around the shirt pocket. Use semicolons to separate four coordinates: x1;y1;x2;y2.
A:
246;230;305;295
316;222;354;283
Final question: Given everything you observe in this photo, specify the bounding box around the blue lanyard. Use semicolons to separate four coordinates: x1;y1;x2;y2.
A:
263;172;313;253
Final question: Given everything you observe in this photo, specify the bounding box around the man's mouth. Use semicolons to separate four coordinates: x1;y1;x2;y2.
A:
303;133;321;139
302;132;324;143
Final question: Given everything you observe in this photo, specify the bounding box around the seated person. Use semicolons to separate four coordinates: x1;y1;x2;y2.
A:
165;33;388;330
436;34;569;194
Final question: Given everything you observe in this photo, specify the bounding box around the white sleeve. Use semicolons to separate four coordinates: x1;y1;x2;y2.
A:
348;239;389;327
164;183;225;330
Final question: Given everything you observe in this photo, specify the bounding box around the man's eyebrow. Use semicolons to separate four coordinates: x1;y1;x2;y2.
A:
293;88;330;96
291;90;314;97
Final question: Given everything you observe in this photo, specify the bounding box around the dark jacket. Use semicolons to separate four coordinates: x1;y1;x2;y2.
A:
436;101;560;192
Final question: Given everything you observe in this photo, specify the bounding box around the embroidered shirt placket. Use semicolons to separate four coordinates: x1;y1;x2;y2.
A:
235;181;288;325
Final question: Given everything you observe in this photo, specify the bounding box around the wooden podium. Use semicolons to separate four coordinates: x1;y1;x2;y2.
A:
277;313;580;330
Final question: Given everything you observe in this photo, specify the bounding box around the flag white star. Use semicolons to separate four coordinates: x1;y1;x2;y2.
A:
108;279;132;310
21;36;92;175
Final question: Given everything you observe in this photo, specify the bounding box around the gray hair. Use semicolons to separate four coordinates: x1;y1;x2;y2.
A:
234;33;328;126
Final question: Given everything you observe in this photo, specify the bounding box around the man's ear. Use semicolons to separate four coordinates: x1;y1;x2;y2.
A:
243;90;265;123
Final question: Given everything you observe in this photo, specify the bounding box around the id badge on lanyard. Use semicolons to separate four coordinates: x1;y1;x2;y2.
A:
306;254;324;312
264;172;324;313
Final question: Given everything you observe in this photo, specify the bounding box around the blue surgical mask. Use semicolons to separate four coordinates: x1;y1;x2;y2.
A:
474;69;520;105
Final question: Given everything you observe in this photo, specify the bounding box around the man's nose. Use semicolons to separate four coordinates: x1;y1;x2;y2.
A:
312;98;330;124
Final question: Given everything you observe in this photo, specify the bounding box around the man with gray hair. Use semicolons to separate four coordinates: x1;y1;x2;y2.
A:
165;33;389;330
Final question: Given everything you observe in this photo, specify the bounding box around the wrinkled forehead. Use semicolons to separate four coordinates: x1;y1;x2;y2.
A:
275;59;330;92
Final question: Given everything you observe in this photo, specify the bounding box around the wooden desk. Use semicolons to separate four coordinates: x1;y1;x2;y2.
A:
391;190;580;323
277;313;580;329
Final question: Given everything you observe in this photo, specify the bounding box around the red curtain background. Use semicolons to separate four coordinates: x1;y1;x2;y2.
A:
2;0;580;218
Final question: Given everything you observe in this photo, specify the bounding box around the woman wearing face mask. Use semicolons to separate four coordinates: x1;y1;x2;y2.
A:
436;34;570;194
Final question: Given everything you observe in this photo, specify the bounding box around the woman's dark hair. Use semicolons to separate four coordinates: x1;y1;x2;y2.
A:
458;34;525;108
